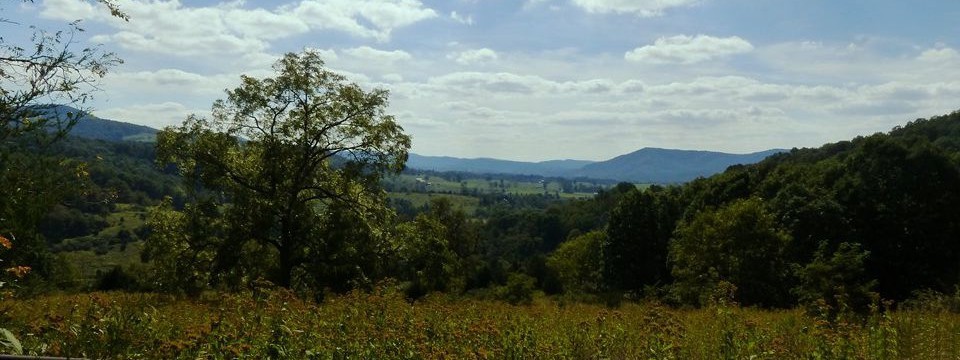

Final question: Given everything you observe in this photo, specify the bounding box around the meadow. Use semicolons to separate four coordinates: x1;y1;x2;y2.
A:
1;287;958;359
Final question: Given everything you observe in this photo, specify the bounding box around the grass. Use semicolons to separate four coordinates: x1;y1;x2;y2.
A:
389;193;481;215
55;203;150;286
99;203;148;237
59;242;146;285
1;287;958;359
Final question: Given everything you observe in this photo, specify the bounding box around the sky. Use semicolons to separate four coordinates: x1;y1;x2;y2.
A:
5;0;960;161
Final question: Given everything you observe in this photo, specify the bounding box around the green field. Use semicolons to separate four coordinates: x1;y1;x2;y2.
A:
53;204;150;285
388;192;481;214
387;173;608;198
60;242;147;285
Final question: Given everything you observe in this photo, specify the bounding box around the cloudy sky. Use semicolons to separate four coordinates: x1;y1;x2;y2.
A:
7;0;960;161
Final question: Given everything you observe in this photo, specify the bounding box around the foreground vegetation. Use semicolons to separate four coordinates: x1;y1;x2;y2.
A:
1;288;958;359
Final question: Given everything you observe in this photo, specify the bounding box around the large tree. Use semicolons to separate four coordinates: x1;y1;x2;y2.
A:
669;197;793;307
153;51;411;290
602;186;681;293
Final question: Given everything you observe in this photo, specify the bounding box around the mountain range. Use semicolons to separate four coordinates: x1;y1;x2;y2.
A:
48;106;784;183
407;148;784;183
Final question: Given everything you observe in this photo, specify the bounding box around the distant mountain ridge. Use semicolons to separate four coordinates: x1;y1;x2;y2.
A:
572;147;786;183
406;154;593;177
408;148;785;184
47;105;784;183
35;105;158;142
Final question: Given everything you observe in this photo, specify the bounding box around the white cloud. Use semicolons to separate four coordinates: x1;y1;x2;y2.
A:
39;0;101;20
381;73;404;82
97;102;205;128
342;46;412;63
115;69;213;87
304;48;339;62
917;47;959;62
754;41;958;84
617;80;646;93
572;0;699;17
39;0;438;60
285;0;438;41
625;35;754;64
558;78;614;94
44;0;282;59
429;72;552;94
450;11;473;25
97;69;239;112
449;48;499;65
222;6;310;40
425;72;622;96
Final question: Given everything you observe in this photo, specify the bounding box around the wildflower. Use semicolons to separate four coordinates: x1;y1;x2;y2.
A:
5;266;30;278
0;235;11;249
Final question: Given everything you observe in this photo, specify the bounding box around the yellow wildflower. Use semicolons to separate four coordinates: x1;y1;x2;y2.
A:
5;266;31;278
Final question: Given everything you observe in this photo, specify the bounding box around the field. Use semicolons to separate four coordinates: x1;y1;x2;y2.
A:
1;288;958;359
387;173;608;198
388;192;482;215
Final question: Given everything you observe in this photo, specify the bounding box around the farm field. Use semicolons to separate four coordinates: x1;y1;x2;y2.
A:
386;173;610;198
388;192;482;215
1;289;958;359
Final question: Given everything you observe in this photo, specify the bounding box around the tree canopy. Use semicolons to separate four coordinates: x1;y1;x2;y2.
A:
152;51;410;291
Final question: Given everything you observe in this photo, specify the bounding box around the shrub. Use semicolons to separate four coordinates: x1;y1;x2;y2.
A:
496;273;536;305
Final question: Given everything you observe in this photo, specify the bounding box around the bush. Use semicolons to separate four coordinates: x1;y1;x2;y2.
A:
795;242;878;318
95;266;144;291
496;273;536;305
902;288;960;313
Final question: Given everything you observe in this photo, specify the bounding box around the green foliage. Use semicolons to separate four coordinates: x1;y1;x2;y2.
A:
602;186;681;293
296;201;393;298
95;265;144;291
0;1;128;295
548;230;603;294
142;198;218;295
833;135;960;300
795;242;877;318
496;273;537;305
902;288;960;313
0;151;94;286
396;215;461;298
153;51;410;291
606;111;960;307
670;198;793;307
0;328;22;356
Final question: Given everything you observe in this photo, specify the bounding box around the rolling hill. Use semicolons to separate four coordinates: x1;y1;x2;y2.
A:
406;154;594;177
407;148;785;183
571;147;786;183
40;105;784;183
34;105;158;142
